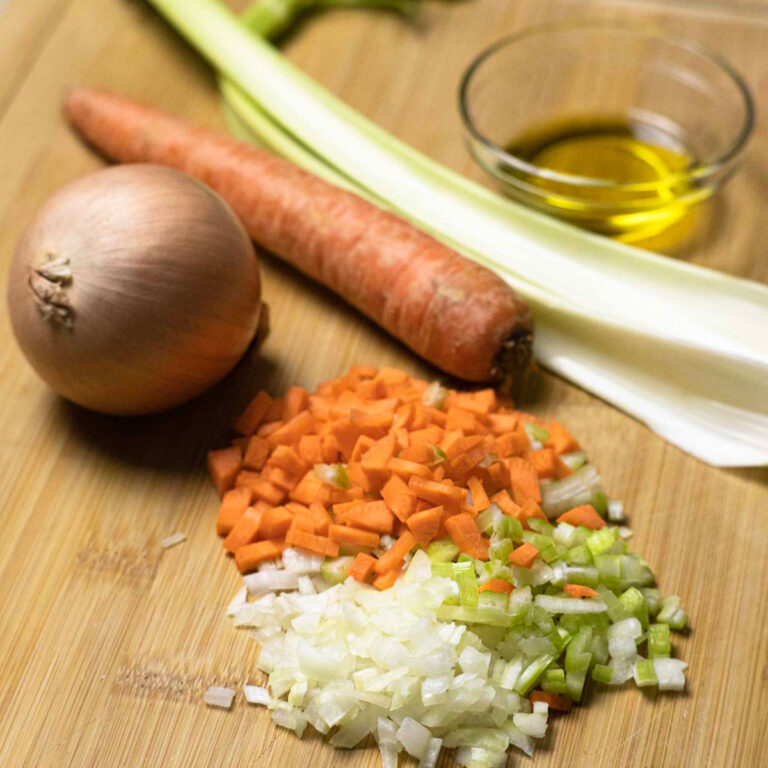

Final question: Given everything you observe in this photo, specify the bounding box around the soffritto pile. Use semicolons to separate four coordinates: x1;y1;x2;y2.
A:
206;366;688;768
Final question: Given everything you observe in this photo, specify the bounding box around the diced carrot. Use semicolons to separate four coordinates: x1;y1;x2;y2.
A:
523;448;560;479
285;528;340;557
249;479;287;507
322;433;341;463
432;464;446;482
234;539;287;573
392;427;409;453
495;430;531;458
257;420;284;438
332;419;361;461
268;466;300;493
284;385;309;421
554;456;574;479
380;474;416;522
519;499;549;530
350;434;376;463
243;436;270;471
289;470;324;505
398;444;435;464
422;407;447;428
350;408;393;438
207;446;242;498
332;500;362;521
361;434;396;488
467;476;490;514
479;579;513;594
342;500;394;534
486;412;518;435
492;490;522;518
298;434;324;465
349;364;378;380
349;552;378;582
259;506;294;539
232;436;248;453
545;420;580;454
509;542;538;568
556;505;605;530
268;445;306;477
393;402;415;430
408;426;444;447
445;389;497;415
224;506;264;553
406;506;443;547
308;501;332;535
445;443;487;481
444;513;489;560
386;457;432;481
234;391;273;435
563;583;600;599
328;523;380;549
374;531;417;574
530;691;572;712
216;486;252;536
376;366;410;386
268;411;315;447
446;407;479;433
484;460;509;493
408;476;464;512
265;397;284;423
442;434;484;461
373;568;401;590
290;511;316;533
508;457;542;505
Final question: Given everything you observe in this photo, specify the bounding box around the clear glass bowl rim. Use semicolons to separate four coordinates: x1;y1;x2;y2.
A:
458;20;755;190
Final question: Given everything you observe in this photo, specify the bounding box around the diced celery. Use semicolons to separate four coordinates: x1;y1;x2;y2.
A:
633;659;658;687
527;518;555;537
596;586;632;622
657;596;688;630
620;555;654;587
587;527;617;557
641;588;661;616
432;445;448;464
475;506;496;534
436;605;510;627
619;586;650;628
647;623;671;658
565;627;593;674
560;451;587;471
523;532;559;563
489;541;514;562
565;670;587;702
541;667;566;694
320;556;353;585
478;590;508;610
566;544;593;566
454;561;479;608
427;539;460;563
514;654;555;695
592;664;614;684
431;563;454;579
495;515;523;542
525;423;550;443
564;565;599;588
591;490;608;516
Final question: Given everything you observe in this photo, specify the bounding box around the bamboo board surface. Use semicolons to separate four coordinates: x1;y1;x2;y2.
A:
0;1;767;766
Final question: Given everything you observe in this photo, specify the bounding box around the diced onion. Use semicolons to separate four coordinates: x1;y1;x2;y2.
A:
204;686;235;709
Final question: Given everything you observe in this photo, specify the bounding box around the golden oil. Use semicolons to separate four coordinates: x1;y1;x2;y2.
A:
501;117;707;242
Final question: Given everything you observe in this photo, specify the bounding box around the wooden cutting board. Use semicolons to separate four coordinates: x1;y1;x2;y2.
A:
0;1;766;766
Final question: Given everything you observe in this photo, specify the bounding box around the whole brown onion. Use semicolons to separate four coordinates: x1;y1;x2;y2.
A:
7;164;263;415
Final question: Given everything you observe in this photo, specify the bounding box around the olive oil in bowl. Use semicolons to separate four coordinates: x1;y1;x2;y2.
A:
499;117;705;241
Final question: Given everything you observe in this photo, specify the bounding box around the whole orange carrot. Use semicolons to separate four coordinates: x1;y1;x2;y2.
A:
64;88;533;384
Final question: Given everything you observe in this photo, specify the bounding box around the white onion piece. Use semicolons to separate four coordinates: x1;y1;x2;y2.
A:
243;685;271;705
159;532;186;549
204;686;235;709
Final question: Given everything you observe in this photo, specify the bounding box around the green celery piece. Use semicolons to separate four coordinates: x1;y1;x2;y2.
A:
320;555;353;585
489;540;514;562
457;553;474;564
527;518;555;537
592;664;614;684
495;515;523;542
657;596;689;630
478;590;508;610
565;670;587;702
564;565;599;588
525;423;550;443
621;555;654;587
595;554;623;588
475;506;495;534
431;562;454;578
620;586;650;628
541;668;567;694
432;445;447;465
436;605;510;627
641;588;661;615
565;627;593;674
647;623;671;658
591;490;608;516
597;586;632;622
427;539;460;563
514;654;555;695
523;532;559;563
634;659;658;687
587;527;618;557
566;544;593;566
454;561;479;608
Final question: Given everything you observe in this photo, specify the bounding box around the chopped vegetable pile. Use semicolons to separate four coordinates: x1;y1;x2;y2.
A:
207;366;689;767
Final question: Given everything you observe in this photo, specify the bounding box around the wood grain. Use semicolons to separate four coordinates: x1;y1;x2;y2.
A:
0;1;766;767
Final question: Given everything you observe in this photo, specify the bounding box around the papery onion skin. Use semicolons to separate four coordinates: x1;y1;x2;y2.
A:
7;164;263;415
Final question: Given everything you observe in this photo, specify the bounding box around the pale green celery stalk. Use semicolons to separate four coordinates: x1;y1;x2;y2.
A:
147;0;768;466
242;0;414;40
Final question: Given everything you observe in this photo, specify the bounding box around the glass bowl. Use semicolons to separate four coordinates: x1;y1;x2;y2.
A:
459;22;754;241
